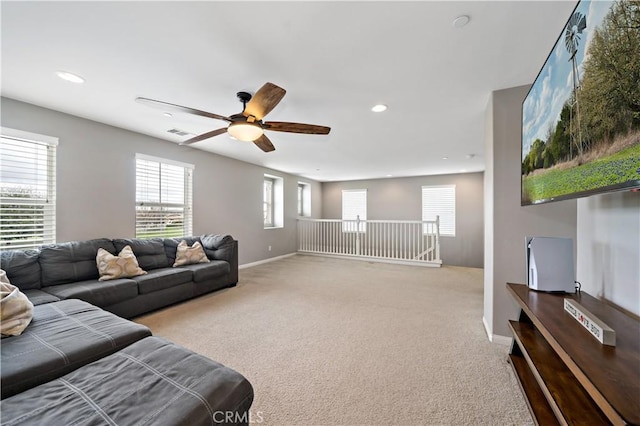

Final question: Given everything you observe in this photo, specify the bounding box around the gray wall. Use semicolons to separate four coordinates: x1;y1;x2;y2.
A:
483;86;577;340
1;97;321;265
321;173;484;268
577;191;640;316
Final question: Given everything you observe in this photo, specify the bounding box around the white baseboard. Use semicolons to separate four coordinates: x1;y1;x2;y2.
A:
483;316;513;346
239;253;297;270
297;252;441;268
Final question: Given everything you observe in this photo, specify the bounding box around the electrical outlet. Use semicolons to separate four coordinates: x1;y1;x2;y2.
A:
268;245;272;251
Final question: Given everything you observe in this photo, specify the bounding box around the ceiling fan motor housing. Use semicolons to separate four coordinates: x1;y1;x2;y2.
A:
237;91;252;110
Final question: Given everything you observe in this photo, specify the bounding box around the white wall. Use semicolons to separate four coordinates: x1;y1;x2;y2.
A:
577;191;640;316
1;97;322;265
322;173;485;268
484;85;577;341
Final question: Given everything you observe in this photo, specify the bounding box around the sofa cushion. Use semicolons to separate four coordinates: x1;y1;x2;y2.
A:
0;249;41;290
164;236;202;265
201;234;235;262
22;289;60;306
173;240;210;267
96;245;147;281
179;261;230;283
0;299;151;399
40;239;116;287
0;336;254;425
201;234;234;250
132;267;192;295
113;238;170;270
43;278;138;307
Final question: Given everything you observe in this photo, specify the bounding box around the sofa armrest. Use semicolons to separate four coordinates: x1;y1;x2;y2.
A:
202;235;238;285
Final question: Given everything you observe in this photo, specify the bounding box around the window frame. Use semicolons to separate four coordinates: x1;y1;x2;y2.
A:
263;174;284;229
0;127;58;250
297;182;311;217
135;153;193;239
421;184;456;237
341;189;367;233
263;176;275;228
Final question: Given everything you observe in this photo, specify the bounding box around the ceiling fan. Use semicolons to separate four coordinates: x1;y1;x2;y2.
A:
136;82;331;152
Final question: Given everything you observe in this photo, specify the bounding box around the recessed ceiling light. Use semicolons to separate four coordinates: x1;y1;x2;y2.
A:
163;112;173;118
453;15;470;29
386;174;393;177
56;71;85;84
442;156;449;160
460;169;467;173
465;154;475;159
371;104;388;112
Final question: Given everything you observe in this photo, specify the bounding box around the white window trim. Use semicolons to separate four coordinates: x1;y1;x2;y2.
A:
1;127;58;250
135;154;193;238
1;127;59;147
342;189;367;233
422;184;456;237
264;174;284;229
297;181;311;217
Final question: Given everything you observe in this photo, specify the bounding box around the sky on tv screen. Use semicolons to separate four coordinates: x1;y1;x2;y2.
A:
522;0;611;159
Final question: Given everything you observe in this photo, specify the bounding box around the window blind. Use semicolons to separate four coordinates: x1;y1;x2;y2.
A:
342;189;367;232
0;132;57;250
422;185;455;236
135;155;193;238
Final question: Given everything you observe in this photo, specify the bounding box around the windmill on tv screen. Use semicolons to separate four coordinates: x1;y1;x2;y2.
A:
521;0;640;205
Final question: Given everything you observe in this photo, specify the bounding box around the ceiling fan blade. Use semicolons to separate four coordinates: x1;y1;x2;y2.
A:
180;128;227;145
243;83;286;120
264;121;331;135
253;134;276;152
136;97;231;122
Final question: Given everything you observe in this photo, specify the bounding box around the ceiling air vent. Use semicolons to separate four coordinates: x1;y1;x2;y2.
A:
167;128;191;137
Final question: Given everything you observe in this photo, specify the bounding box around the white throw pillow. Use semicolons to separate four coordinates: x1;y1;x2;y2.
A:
173;240;210;267
96;245;147;281
0;269;34;337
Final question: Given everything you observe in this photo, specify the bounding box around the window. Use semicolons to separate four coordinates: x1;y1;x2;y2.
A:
342;189;367;232
422;185;456;236
264;174;283;228
0;128;58;250
297;182;311;217
136;154;193;238
263;177;274;227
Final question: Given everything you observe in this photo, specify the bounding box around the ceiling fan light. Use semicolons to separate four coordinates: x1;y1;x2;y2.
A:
227;122;263;141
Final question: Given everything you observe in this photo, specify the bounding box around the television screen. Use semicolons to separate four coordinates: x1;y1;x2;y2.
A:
521;0;640;205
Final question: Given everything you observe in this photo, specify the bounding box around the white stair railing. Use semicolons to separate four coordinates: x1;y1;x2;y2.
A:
297;216;441;266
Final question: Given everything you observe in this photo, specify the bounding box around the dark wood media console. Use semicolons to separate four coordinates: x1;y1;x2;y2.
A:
506;283;640;425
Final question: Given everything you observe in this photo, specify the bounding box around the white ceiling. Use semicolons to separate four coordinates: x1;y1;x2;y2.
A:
1;1;577;182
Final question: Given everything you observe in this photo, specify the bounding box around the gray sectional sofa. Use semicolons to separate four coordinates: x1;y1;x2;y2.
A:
0;234;253;425
1;234;239;318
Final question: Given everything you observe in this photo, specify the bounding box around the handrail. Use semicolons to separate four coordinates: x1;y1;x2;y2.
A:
297;216;441;266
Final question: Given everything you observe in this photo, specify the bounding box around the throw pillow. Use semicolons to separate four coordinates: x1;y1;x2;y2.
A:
1;269;34;337
173;240;210;267
96;246;147;281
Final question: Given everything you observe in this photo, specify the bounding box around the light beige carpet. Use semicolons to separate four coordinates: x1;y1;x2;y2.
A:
136;255;533;426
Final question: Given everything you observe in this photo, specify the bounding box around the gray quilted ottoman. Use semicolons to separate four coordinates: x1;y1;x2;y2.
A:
1;299;151;398
0;336;254;426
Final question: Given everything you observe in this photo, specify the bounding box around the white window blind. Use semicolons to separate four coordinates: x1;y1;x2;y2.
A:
422;185;455;236
263;177;274;227
136;154;193;238
0;129;57;250
342;189;367;232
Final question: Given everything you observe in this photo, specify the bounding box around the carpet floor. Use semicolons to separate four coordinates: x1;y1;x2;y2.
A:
136;255;533;425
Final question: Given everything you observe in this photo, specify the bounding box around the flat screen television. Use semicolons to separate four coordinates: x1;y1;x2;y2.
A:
521;0;640;206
